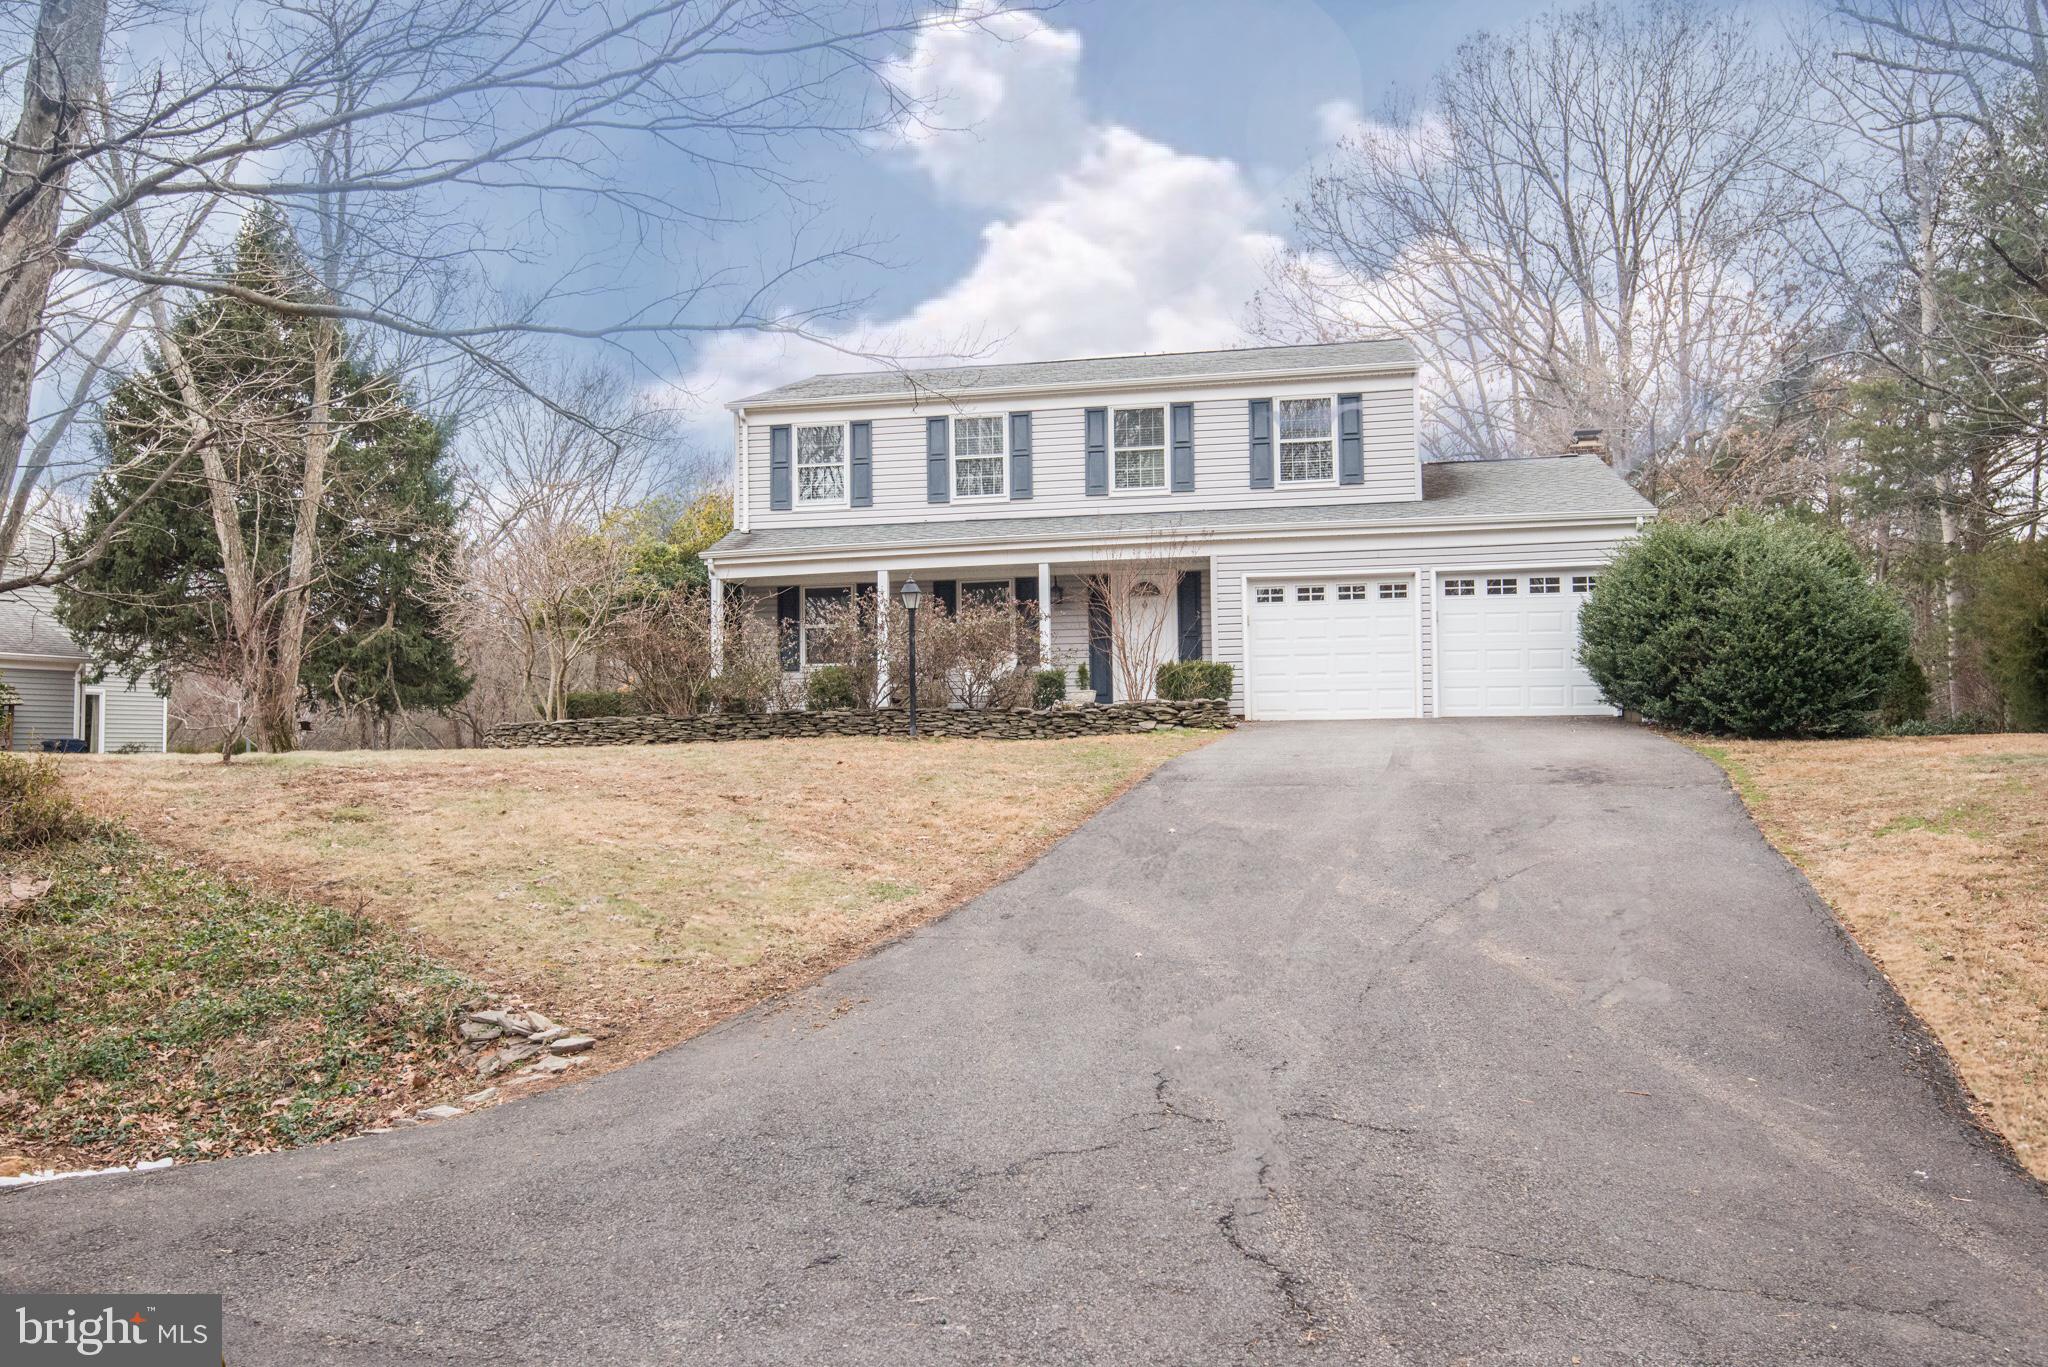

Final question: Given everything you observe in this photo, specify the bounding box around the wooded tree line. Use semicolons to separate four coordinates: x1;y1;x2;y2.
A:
1255;0;2048;723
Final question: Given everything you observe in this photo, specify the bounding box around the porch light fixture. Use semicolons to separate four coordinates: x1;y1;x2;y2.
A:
899;575;922;739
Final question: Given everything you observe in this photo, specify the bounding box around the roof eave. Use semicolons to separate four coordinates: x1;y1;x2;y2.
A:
704;506;1649;570
724;358;1422;415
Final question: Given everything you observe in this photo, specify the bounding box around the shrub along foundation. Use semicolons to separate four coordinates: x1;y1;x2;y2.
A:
484;700;1235;748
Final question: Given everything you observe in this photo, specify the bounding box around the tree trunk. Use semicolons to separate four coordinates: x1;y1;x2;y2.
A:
0;0;109;569
263;318;336;752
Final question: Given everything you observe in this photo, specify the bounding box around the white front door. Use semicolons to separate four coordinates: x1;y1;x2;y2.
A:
1247;578;1418;720
1436;571;1613;716
1114;581;1176;701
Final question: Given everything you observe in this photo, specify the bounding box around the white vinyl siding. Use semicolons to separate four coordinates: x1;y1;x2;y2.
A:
3;665;78;751
743;373;1417;529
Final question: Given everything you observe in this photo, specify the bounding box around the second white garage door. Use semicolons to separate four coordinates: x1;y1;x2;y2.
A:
1436;571;1613;716
1247;578;1418;720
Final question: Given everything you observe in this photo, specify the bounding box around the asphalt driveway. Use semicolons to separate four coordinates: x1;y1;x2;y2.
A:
6;720;2046;1364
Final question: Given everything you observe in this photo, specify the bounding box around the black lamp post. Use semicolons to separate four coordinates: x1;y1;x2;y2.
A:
899;574;922;739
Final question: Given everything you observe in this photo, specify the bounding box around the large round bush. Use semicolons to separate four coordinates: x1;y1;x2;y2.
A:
1577;517;1911;737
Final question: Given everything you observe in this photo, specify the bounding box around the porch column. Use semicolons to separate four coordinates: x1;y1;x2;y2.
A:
1037;561;1053;664
708;570;725;674
875;566;891;703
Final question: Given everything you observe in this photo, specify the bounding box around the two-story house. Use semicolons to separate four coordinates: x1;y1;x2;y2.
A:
702;338;1653;720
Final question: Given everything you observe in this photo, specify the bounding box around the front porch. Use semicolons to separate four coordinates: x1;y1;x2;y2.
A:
709;556;1211;705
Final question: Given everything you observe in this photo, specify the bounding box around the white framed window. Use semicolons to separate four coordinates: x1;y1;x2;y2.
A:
1572;574;1599;594
1276;396;1335;484
1442;578;1476;597
1378;582;1409;600
1112;407;1167;492
801;586;852;666
1337;584;1369;601
1485;577;1519;596
953;415;1005;498
796;424;847;506
1529;576;1561;595
1296;585;1326;603
1254;586;1285;604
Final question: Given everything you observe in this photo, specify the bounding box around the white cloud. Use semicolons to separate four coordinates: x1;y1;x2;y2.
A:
676;4;1283;426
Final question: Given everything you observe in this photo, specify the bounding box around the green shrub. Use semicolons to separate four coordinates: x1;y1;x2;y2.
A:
1965;541;2048;730
1880;655;1932;727
1156;659;1233;701
1577;516;1912;738
1075;661;1089;690
805;665;859;711
1877;712;2005;737
0;754;92;850
1032;668;1067;710
565;689;646;719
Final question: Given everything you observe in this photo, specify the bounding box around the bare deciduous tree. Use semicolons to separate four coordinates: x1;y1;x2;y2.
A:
433;372;674;720
1254;0;1829;480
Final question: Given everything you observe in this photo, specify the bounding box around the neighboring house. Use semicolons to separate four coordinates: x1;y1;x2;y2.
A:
702;339;1654;720
0;582;168;753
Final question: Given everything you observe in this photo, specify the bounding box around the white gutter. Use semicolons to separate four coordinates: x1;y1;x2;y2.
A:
725;360;1421;415
703;508;1648;573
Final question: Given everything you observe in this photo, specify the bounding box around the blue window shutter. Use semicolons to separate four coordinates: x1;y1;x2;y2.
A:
932;579;958;617
1337;393;1363;486
1013;574;1039;608
1177;571;1203;660
1248;399;1273;489
1087;586;1113;702
775;586;800;670
926;416;950;503
1008;411;1033;500
850;421;873;507
769;425;792;510
1170;402;1195;492
1084;407;1108;496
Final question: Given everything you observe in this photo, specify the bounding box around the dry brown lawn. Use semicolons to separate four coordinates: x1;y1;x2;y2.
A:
63;732;1215;1065
1694;733;2048;1178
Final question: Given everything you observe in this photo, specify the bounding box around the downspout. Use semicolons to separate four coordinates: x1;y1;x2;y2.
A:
733;407;750;534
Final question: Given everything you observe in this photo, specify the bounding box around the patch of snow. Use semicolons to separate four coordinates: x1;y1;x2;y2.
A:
1;1156;174;1189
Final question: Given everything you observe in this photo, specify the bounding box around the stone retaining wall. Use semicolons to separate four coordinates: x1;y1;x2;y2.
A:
484;700;1236;748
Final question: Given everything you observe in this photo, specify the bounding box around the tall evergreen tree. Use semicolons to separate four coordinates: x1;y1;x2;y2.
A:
57;212;468;751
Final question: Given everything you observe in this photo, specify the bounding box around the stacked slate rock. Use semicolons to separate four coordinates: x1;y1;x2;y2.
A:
484;699;1236;749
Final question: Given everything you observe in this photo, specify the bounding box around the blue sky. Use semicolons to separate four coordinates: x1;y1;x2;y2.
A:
659;0;1574;437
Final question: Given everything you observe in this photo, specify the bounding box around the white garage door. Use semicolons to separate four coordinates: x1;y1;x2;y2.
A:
1248;578;1418;720
1437;571;1613;716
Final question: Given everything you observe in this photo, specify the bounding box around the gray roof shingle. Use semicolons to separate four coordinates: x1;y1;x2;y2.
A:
731;338;1419;409
0;583;87;661
708;456;1652;561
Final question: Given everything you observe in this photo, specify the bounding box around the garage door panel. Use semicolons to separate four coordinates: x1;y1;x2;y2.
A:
1438;571;1615;718
1249;578;1417;720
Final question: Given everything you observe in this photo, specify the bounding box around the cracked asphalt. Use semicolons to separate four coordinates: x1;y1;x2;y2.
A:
6;719;2047;1364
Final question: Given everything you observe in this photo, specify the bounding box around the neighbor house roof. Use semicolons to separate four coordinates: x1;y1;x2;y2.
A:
0;584;88;661
729;338;1419;410
707;455;1652;562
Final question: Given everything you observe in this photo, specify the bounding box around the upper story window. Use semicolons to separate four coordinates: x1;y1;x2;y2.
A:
1112;407;1166;492
954;416;1005;498
796;424;846;506
1276;397;1334;484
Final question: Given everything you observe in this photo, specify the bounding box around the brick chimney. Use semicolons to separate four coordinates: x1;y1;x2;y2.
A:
1567;428;1605;458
